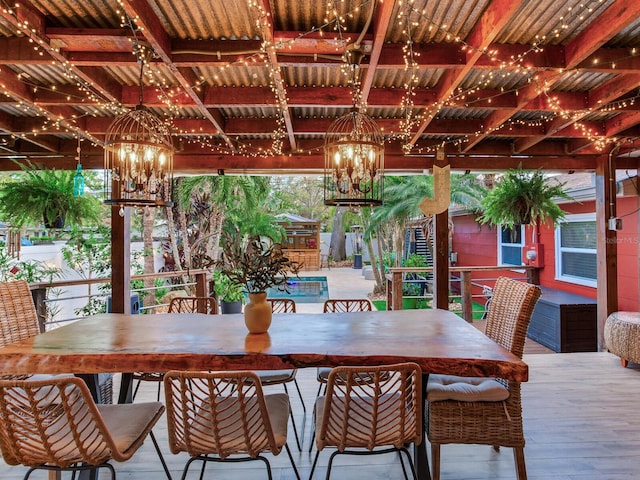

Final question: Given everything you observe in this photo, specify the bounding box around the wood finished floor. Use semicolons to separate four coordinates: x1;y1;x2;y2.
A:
2;351;640;479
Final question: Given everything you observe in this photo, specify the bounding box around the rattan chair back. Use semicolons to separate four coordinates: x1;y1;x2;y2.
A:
426;277;542;480
0;280;40;346
267;298;296;313
323;298;372;313
484;277;542;359
164;370;281;458
0;376;163;468
316;362;422;451
168;296;218;314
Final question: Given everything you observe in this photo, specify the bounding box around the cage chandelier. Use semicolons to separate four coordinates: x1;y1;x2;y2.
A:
103;42;174;207
324;45;384;207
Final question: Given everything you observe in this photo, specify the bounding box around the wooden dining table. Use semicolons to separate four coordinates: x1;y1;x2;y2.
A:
0;308;528;480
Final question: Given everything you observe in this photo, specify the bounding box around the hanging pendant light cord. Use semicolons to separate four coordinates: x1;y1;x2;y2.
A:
137;42;145;107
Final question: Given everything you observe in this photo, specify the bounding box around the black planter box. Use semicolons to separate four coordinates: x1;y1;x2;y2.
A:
527;287;597;353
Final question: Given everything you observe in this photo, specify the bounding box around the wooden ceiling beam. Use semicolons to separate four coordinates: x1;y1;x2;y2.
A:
0;149;600;174
467;0;640;154
359;0;396;105
118;0;232;150
410;0;524;146
0;114;61;152
26;83;601;114
252;0;297;152
3;27;636;74
6;111;605;141
514;73;640;153
462;71;563;152
605;112;640;137
563;0;640;68
0;68;100;148
0;3;121;105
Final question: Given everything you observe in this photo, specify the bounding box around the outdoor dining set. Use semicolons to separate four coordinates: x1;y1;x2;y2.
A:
0;277;541;480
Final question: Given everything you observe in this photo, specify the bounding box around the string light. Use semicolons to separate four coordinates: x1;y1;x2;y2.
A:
0;0;634;160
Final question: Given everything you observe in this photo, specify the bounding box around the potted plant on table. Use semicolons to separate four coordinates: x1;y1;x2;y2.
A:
217;228;301;333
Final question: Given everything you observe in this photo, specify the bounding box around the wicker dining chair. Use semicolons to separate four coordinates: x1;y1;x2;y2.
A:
254;298;306;451
266;297;296;313
426;276;541;480
168;295;218;314
310;298;375;452
314;299;374;400
0;376;171;480
0;280;42;348
323;298;372;313
164;370;301;480
132;296;218;401
0;280;116;399
309;363;422;480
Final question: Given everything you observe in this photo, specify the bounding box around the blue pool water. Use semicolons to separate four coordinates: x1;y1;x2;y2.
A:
266;276;329;303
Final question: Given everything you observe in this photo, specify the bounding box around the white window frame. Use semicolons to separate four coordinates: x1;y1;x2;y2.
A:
497;225;524;267
555;213;597;287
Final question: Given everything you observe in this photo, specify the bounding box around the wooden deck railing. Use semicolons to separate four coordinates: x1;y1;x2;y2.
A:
385;265;540;321
29;269;211;331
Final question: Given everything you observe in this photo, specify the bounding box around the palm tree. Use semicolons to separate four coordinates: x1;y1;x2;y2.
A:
165;175;283;274
364;174;485;293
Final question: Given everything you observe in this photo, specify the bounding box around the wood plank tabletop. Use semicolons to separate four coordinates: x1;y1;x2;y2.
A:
0;309;527;381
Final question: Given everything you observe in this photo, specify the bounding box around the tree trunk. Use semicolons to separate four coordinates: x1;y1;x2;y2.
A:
376;234;386;289
366;237;384;294
142;207;156;308
329;207;346;261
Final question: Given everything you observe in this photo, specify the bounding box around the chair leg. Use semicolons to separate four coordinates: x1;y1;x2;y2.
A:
513;447;528;480
287;397;303;451
132;379;142;401
399;447;419;480
309;450;321;480
257;456;273;480
293;377;307;414
149;430;173;480
431;443;441;480
283;383;303;450
180;456;201;480
284;443;302;480
24;463;116;480
325;450;341;480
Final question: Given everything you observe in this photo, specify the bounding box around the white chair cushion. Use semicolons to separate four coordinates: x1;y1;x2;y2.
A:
427;374;509;402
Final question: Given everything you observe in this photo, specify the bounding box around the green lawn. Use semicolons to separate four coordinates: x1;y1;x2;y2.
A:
372;298;486;320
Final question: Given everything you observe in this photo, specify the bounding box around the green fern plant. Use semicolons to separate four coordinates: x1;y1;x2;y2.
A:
0;162;101;228
479;169;571;228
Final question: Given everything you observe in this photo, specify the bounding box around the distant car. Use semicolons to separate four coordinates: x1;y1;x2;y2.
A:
20;237;32;246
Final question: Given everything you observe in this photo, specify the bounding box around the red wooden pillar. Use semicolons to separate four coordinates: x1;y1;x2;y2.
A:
111;206;131;314
433;155;450;310
595;151;618;351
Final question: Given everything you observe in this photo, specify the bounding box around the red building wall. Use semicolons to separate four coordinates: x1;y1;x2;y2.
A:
451;195;639;311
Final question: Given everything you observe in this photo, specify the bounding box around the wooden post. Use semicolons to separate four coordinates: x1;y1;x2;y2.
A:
595;151;618;351
195;272;208;298
31;287;48;332
110;206;131;314
461;271;473;322
387;270;403;310
433;154;450;310
526;268;540;285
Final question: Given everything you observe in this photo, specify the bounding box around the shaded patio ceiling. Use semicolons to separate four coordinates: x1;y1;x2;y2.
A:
1;0;640;175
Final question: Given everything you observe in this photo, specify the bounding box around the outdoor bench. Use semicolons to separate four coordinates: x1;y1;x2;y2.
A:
527;287;597;352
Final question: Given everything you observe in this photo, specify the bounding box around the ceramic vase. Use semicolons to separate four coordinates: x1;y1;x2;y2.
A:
244;292;272;333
